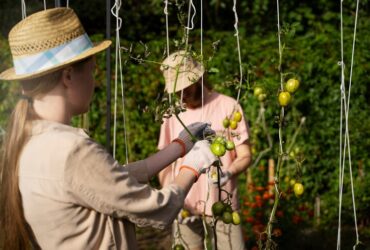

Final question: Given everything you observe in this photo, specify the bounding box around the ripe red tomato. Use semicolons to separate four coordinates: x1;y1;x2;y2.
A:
278;91;291;107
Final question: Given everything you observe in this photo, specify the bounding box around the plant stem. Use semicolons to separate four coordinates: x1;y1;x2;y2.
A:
265;107;285;250
174;113;197;142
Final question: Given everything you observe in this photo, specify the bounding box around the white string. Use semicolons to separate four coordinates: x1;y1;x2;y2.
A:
337;0;361;248
179;0;194;107
232;0;243;104
336;0;345;246
276;0;283;91
276;0;285;156
184;0;196;30
200;0;204;122
21;0;27;19
163;0;172;104
111;0;129;164
347;1;361;247
199;2;209;248
43;0;46;10
67;0;69;8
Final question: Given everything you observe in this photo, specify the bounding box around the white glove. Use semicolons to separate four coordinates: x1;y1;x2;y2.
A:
210;170;232;187
177;210;200;224
181;140;217;174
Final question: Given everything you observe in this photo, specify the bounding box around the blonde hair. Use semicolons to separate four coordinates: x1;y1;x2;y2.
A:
0;58;90;249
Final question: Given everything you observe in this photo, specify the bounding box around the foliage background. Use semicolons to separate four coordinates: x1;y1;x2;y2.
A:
1;0;370;249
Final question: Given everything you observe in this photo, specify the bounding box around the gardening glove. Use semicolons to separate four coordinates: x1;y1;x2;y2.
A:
181;140;217;174
209;169;232;187
177;209;200;224
176;122;214;154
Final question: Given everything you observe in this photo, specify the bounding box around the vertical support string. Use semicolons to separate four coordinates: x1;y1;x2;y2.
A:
232;0;243;104
21;0;27;19
337;0;361;249
111;0;129;164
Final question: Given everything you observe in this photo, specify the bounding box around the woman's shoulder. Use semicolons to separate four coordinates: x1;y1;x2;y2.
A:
30;120;90;148
210;91;238;107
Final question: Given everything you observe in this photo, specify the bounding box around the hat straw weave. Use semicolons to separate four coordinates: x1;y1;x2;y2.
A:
161;50;205;94
0;7;111;81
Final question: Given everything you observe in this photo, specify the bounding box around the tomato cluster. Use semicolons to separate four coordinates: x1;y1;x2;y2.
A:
212;201;241;225
253;86;267;102
209;110;242;157
210;136;235;157
278;78;300;107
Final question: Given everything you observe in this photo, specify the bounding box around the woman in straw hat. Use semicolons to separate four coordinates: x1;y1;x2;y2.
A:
0;8;216;250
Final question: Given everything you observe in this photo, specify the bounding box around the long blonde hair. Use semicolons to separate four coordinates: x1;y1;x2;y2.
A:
0;58;90;249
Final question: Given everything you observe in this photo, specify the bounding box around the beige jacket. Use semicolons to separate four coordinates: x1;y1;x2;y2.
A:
19;120;184;249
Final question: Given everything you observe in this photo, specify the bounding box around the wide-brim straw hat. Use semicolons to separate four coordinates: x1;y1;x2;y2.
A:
0;7;111;81
160;50;205;94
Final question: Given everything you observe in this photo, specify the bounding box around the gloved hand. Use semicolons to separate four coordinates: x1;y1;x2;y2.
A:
181;140;217;174
210;169;232;187
177;209;200;224
176;122;214;154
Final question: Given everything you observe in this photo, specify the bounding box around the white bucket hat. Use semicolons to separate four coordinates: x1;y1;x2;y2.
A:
160;50;205;94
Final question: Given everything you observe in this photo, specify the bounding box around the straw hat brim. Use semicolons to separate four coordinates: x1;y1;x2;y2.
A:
0;40;111;81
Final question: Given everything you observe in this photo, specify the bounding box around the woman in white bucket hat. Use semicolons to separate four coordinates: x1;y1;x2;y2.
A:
0;8;216;250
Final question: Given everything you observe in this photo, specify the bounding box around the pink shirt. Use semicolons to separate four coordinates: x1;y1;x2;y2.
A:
158;91;250;216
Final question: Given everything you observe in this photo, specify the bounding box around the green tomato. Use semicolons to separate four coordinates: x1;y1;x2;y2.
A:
222;211;233;224
173;244;185;250
229;120;238;130
278;91;291;107
285;78;300;93
222;118;230;128
290;179;296;186
258;93;267;102
225;140;235;150
233;111;242;122
224;204;233;213
294;183;304;196
212;201;225;216
211;142;226;157
232;211;241;225
214;136;226;145
254;87;264;97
